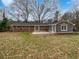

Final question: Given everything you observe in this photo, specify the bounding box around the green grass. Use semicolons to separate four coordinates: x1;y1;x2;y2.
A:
0;32;79;59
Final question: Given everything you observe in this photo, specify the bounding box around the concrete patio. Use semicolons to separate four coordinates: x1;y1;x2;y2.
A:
32;31;77;35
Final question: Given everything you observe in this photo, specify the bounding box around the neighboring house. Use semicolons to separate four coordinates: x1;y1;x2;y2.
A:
10;20;75;33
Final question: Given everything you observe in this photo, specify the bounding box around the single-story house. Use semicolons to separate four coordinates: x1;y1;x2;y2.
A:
10;20;75;33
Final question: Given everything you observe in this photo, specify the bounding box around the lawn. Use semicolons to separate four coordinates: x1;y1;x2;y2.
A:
0;32;79;59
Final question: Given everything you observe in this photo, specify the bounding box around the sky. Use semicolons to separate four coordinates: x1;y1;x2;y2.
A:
58;0;72;12
0;0;77;13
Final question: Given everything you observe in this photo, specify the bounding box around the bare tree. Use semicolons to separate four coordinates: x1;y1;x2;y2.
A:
7;0;58;23
61;12;73;21
72;10;79;31
30;0;58;23
53;10;61;22
7;0;31;22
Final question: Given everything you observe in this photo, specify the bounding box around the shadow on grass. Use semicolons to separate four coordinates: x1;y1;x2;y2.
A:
53;32;79;35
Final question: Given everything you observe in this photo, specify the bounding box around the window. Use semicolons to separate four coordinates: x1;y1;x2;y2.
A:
61;25;67;31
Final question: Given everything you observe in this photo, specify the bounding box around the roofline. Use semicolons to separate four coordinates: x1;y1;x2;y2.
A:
54;20;74;25
10;20;75;26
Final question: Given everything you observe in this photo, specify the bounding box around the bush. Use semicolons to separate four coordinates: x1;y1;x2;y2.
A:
0;18;10;32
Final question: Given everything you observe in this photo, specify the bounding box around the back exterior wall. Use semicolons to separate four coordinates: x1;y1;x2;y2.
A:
10;26;50;32
10;26;34;32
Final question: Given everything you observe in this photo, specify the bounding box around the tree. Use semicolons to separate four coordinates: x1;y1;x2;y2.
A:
53;10;60;22
61;11;74;21
72;10;79;31
7;0;32;22
29;0;58;23
7;0;58;23
0;18;10;31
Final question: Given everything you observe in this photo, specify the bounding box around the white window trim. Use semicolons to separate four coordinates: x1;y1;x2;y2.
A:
61;24;68;31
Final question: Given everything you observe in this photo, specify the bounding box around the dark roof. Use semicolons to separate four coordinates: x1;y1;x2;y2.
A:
10;20;74;26
10;21;51;26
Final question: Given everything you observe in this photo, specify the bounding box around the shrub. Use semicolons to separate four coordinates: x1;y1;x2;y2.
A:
0;18;10;32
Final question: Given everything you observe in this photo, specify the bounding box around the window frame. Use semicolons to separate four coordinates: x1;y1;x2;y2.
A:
61;24;68;31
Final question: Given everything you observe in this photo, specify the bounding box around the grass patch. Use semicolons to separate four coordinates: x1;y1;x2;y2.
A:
0;32;79;59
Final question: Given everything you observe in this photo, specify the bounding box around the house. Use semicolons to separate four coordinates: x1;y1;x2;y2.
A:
10;20;75;33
